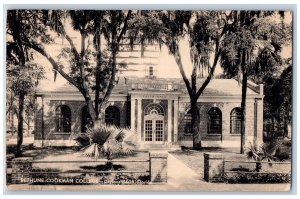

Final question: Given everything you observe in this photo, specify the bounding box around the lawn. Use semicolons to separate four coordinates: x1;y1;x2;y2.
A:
170;148;246;178
170;146;291;183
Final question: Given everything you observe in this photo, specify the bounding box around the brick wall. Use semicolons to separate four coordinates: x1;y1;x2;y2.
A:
149;152;168;183
35;95;262;148
178;101;257;148
35;98;129;144
256;98;264;144
34;97;43;140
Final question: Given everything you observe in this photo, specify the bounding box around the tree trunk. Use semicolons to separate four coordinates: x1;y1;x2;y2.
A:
283;108;288;138
27;119;30;135
86;98;97;123
94;27;102;118
16;93;25;157
94;102;107;127
255;162;262;172
10;92;14;136
240;71;248;154
191;98;201;149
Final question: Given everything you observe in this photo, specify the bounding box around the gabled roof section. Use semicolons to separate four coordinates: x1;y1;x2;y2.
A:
36;77;263;97
125;77;263;97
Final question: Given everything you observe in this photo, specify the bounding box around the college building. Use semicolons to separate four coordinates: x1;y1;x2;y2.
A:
34;67;264;150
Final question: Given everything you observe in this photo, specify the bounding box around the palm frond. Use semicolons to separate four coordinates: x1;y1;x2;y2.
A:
74;134;90;147
75;124;138;160
80;143;103;159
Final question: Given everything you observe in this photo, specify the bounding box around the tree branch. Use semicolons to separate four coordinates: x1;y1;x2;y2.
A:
99;11;132;114
196;41;221;99
24;42;82;90
102;52;116;105
64;34;80;62
174;47;192;96
191;64;197;95
116;10;132;44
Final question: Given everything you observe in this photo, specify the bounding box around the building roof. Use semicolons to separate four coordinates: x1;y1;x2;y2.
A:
36;77;263;97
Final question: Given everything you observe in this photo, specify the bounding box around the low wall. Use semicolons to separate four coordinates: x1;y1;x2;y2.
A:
204;153;224;182
10;152;169;184
149;151;168;183
203;153;292;183
11;157;33;184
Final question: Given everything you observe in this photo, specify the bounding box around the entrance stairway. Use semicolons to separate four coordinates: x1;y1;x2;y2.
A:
137;143;181;151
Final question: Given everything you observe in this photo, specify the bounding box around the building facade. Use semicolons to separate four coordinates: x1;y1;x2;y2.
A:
34;74;264;150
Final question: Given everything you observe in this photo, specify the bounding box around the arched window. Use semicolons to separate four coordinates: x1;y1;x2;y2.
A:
105;106;120;127
184;110;192;135
81;106;92;133
230;108;242;134
56;105;71;132
207;107;222;134
144;103;164;116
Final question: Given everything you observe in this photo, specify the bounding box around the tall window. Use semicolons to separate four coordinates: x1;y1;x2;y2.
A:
56;105;71;132
230;108;242;134
184;110;192;135
105;106;120;127
81;106;92;133
149;66;154;76
207;107;222;134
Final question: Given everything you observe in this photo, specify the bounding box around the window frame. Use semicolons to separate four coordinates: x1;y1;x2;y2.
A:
183;109;193;136
105;105;121;127
207;107;222;135
230;107;242;135
55;105;71;133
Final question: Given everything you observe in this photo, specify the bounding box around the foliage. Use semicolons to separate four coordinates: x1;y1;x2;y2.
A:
8;10;133;124
245;140;290;172
225;172;291;184
263;63;292;137
221;12;291;79
7;63;44;96
246;142;278;163
219;11;291;153
75;125;138;160
6;10;45;156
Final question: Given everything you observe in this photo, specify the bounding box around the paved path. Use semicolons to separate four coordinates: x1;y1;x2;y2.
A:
167;153;201;187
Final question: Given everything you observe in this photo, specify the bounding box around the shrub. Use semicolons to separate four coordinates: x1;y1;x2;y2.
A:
74;124;138;160
275;151;290;161
225;172;291;183
230;166;250;172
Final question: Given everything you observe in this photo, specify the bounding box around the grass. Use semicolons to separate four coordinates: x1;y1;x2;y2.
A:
170;148;262;176
170;146;291;180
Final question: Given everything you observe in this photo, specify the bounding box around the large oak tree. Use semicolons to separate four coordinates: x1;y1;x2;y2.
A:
17;10;133;125
130;11;240;149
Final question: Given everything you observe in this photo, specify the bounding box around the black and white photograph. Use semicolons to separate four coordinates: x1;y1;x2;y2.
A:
4;6;294;192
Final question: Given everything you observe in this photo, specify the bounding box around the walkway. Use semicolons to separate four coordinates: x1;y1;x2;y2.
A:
167;153;201;187
165;152;290;192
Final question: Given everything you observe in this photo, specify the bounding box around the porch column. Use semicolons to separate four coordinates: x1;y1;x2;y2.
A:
168;99;172;144
173;99;178;144
130;98;136;131
137;98;142;134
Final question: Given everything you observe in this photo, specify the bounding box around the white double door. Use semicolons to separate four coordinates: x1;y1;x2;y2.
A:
144;114;164;144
